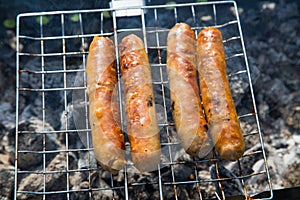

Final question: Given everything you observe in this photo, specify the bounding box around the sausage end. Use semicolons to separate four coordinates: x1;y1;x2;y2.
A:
211;120;245;161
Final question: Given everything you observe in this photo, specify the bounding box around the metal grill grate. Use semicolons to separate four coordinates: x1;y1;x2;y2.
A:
15;1;273;199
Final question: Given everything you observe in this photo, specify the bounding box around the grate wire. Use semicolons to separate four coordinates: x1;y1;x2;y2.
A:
15;1;273;200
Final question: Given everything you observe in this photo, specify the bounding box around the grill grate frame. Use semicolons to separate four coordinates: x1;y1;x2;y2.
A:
15;1;273;199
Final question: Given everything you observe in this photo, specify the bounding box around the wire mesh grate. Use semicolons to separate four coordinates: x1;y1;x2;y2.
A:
15;1;273;199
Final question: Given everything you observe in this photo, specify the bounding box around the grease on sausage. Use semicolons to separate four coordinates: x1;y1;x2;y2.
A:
167;23;212;157
197;27;245;161
86;36;126;174
119;34;161;172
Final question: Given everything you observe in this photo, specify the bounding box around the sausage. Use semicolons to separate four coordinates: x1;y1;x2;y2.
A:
197;27;245;161
167;23;212;157
119;34;161;172
86;36;125;174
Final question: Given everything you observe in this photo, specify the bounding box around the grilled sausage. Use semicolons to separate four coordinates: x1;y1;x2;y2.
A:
197;27;245;161
86;36;125;174
119;34;161;172
167;23;211;157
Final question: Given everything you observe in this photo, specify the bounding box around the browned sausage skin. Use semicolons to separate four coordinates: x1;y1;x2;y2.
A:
197;27;245;161
119;34;161;172
86;36;126;174
167;23;212;157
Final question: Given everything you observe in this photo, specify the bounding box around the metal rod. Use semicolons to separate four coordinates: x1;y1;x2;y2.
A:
112;8;129;200
14;14;21;200
79;11;93;199
38;15;47;200
61;13;71;200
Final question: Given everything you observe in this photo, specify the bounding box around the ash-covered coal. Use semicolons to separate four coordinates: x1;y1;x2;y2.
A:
240;0;300;191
